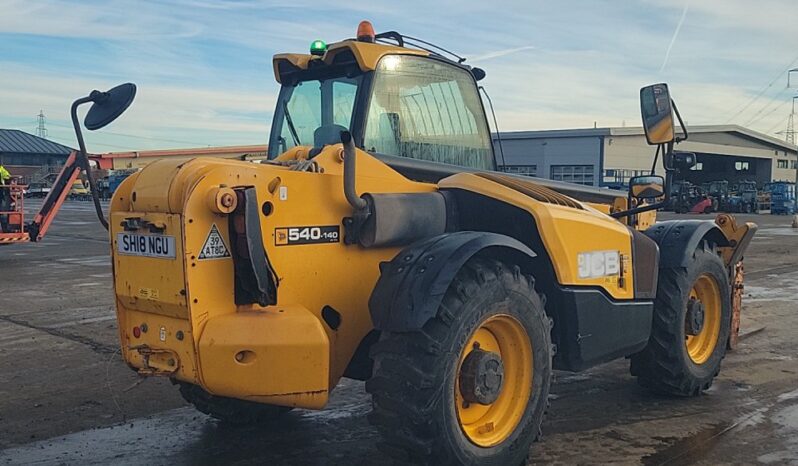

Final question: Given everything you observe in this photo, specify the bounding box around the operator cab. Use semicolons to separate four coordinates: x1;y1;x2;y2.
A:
267;21;495;177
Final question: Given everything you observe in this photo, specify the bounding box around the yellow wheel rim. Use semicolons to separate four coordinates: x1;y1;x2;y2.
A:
685;274;721;364
455;314;533;447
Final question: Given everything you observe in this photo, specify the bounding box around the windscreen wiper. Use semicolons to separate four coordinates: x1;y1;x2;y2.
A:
283;101;301;146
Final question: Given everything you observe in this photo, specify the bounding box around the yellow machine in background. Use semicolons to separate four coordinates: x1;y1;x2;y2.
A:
105;22;755;465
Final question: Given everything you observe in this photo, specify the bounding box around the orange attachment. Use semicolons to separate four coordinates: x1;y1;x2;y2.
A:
357;20;375;42
728;262;744;350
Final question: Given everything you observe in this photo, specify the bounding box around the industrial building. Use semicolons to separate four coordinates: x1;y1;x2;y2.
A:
495;125;798;187
90;145;269;170
0;129;73;182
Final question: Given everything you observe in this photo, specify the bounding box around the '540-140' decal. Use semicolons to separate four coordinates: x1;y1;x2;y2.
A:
275;226;340;246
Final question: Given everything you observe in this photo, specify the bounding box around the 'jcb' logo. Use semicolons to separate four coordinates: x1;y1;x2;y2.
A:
577;251;620;279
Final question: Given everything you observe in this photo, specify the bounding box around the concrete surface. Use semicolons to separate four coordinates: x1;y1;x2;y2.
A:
0;200;796;465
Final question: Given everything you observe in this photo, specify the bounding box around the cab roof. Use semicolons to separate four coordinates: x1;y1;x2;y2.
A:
273;39;429;84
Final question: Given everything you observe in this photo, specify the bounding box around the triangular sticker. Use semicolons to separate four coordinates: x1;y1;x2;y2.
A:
198;224;231;260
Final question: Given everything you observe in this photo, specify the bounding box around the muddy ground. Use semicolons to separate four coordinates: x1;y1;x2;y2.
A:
1;200;796;465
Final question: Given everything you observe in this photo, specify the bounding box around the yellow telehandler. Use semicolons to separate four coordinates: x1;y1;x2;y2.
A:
77;21;756;464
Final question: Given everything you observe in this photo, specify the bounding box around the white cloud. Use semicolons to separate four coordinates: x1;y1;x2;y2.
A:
1;0;797;149
0;63;275;150
470;45;536;63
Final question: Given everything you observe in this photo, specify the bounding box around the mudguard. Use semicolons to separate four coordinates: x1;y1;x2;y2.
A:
643;220;729;268
369;231;536;331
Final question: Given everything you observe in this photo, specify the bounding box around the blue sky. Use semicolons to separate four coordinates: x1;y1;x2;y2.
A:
1;0;797;151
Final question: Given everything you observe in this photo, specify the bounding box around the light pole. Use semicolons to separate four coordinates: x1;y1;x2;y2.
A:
789;70;798;183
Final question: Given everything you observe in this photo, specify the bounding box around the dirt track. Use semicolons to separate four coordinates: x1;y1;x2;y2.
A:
1;201;797;465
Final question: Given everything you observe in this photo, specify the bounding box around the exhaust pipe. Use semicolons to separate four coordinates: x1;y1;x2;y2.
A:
338;131;450;248
341;131;368;212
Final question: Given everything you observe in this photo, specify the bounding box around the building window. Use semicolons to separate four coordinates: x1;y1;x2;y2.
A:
791;160;797;169
602;169;648;185
735;161;750;171
691;162;703;171
550;165;595;186
502;165;537;177
777;159;789;169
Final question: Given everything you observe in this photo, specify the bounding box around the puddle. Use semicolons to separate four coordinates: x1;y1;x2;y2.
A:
745;272;798;302
642;422;731;465
774;404;798;430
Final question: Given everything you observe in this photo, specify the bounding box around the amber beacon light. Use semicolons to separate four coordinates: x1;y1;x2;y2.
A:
356;20;375;42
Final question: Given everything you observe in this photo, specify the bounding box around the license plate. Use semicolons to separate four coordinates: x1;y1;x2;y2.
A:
117;233;176;259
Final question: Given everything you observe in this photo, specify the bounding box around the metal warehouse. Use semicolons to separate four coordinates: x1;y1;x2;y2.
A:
0;129;73;181
495;125;798;187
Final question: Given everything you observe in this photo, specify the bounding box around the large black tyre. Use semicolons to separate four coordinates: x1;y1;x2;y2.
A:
630;246;731;396
177;382;292;425
366;257;552;465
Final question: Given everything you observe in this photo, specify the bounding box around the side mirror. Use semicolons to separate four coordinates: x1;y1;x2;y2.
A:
70;82;137;232
630;175;665;199
84;83;137;131
640;83;675;145
471;67;486;81
671;151;697;170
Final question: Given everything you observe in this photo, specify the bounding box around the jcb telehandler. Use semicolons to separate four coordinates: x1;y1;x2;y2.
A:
75;21;757;465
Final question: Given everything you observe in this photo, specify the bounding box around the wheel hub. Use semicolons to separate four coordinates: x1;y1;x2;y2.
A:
685;297;705;336
459;348;504;405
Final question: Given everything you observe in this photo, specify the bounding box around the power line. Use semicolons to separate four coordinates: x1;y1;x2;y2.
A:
742;86;790;126
724;53;798;124
764;115;788;134
746;97;791;129
44;134;133;151
46;120;213;147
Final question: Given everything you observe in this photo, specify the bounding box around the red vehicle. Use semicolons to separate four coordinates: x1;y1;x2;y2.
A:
689;196;714;214
0;151;84;245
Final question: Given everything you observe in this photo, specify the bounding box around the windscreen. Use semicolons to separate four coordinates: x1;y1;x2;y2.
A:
363;55;494;171
268;75;361;158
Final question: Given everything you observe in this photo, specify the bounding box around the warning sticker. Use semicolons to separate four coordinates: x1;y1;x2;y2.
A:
138;287;160;299
198;224;231;260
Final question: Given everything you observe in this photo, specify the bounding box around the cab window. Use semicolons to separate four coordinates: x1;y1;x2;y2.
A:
270;76;360;157
363;55;494;170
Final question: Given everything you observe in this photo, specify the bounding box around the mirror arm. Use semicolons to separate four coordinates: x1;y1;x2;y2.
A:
671;99;688;143
650;144;661;175
662;141;677;205
71;96;109;231
610;200;666;219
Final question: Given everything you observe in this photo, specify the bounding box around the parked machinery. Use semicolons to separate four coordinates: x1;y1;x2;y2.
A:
670;180;712;213
702;180;730;212
729;180;759;214
767;181;796;215
97;169;137;201
1;152;88;245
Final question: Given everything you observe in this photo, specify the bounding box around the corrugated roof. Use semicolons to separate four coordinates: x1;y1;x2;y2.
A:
0;129;73;155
